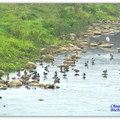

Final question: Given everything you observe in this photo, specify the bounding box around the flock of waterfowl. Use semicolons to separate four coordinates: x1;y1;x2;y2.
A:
0;39;115;91
0;19;120;91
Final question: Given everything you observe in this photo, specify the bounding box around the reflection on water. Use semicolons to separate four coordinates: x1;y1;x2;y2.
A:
1;33;120;116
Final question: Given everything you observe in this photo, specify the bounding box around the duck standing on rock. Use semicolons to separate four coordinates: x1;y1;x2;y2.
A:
21;70;31;82
32;71;40;82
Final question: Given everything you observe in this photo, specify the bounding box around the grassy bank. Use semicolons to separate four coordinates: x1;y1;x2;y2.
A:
0;3;120;73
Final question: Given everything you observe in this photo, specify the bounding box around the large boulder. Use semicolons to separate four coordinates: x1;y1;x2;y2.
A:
64;60;75;65
72;46;81;51
71;54;81;59
28;83;40;86
49;45;60;54
8;80;22;87
40;48;49;55
0;83;7;87
65;44;74;48
69;33;76;40
0;80;8;84
58;47;67;53
42;54;54;62
79;41;89;46
94;31;102;35
99;43;113;49
57;64;69;68
65;44;81;52
27;62;37;69
90;42;98;48
54;83;60;89
39;84;46;88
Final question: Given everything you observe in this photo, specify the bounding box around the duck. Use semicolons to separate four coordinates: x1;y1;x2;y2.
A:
72;68;79;73
110;53;114;60
84;62;88;69
43;72;48;80
44;65;50;72
72;68;80;76
83;73;86;79
63;71;67;77
11;77;16;80
91;58;95;65
54;77;60;84
43;72;48;76
103;69;107;74
102;70;108;78
25;86;31;90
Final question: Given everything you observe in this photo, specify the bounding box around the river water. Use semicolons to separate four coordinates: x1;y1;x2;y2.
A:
0;33;120;116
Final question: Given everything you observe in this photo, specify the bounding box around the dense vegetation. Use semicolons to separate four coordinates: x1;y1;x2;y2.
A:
0;3;120;72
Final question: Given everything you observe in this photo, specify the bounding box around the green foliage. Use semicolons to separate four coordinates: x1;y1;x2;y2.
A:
0;3;119;72
0;70;5;78
0;36;36;72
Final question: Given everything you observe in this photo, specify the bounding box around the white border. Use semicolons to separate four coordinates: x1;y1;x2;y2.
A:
0;0;120;3
0;1;120;120
0;117;114;119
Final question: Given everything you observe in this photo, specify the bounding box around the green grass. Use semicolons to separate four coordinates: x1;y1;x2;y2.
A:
0;3;120;73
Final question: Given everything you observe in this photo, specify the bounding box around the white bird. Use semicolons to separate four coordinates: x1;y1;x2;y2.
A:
106;36;110;42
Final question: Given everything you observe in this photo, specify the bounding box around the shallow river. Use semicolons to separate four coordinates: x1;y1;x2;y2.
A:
1;33;120;116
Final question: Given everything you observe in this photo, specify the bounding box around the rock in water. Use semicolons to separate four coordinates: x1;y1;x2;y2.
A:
8;80;22;87
27;62;37;69
38;99;44;101
0;83;7;87
42;54;54;62
28;83;40;86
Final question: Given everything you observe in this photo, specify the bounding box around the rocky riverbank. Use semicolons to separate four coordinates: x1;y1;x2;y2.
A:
0;19;120;91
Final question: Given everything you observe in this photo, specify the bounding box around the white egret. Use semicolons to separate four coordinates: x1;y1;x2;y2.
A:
106;36;110;42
